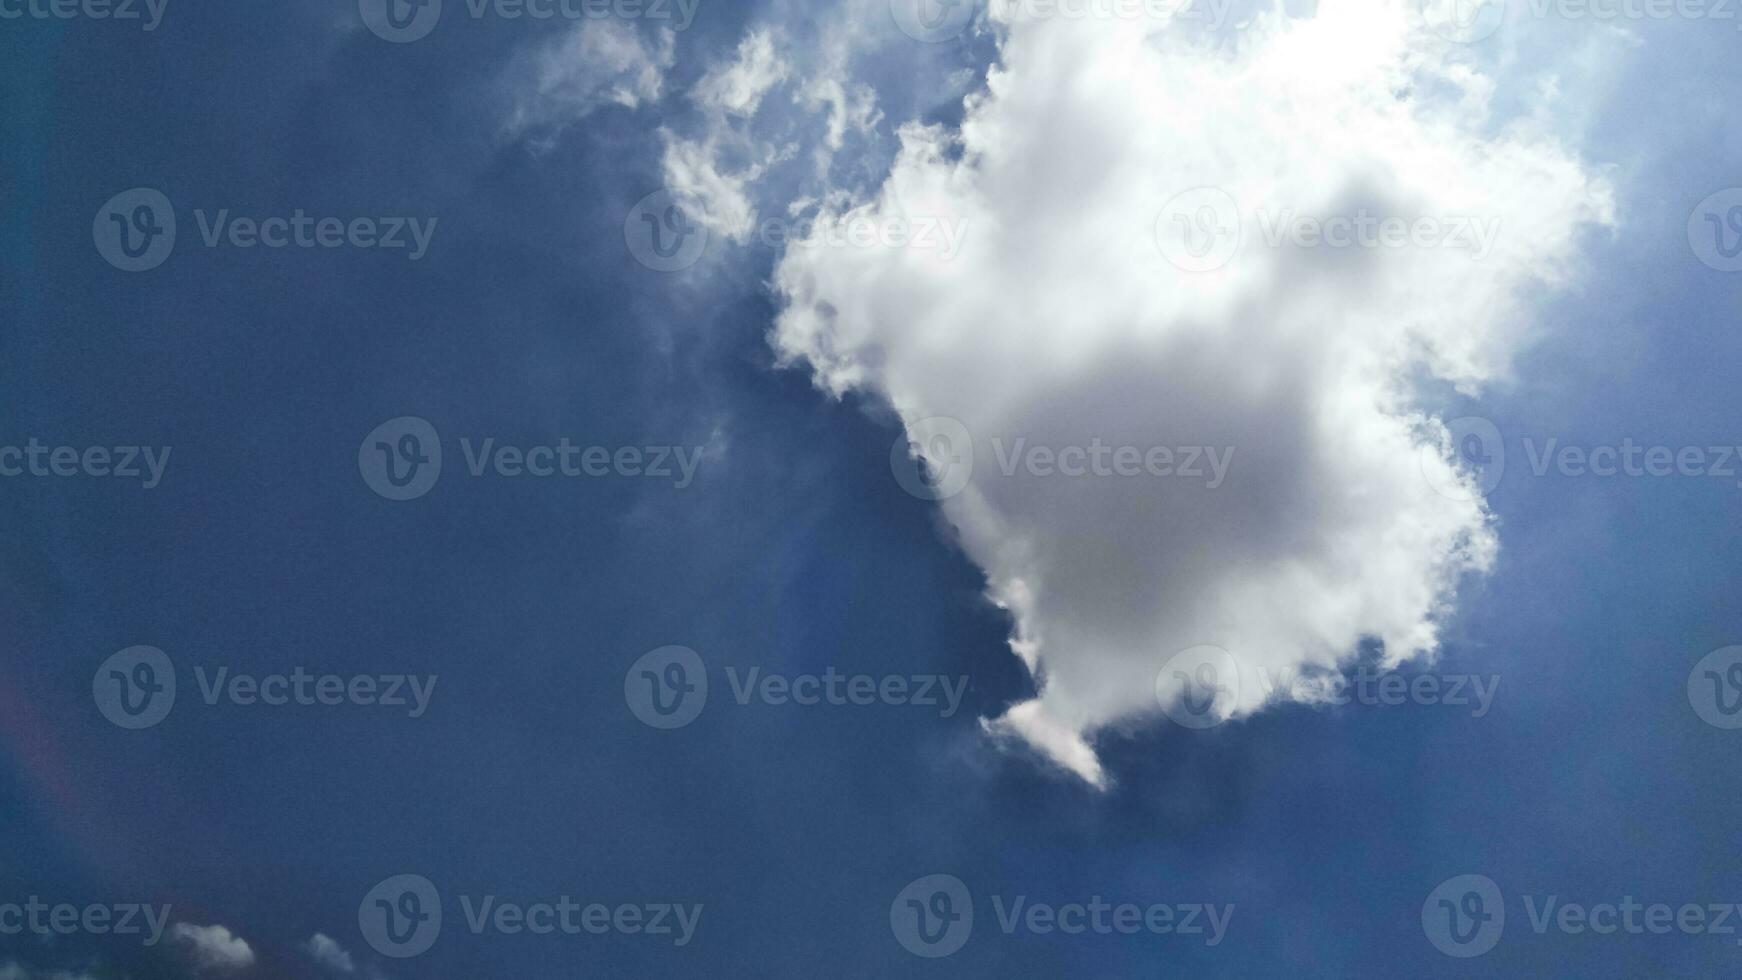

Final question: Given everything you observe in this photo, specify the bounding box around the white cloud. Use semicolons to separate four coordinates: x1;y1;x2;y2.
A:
502;20;675;136
800;74;880;156
300;933;356;975
772;1;1615;785
660;29;800;241
693;29;790;116
657;12;890;244
171;922;256;972
659;132;777;242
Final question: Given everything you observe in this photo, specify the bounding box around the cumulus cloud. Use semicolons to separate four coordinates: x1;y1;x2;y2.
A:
771;1;1615;784
502;20;675;136
171;923;256;972
300;933;356;974
300;934;355;974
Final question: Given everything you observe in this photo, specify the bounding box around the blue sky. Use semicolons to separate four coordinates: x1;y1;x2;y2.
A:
3;1;1742;977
